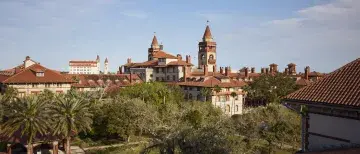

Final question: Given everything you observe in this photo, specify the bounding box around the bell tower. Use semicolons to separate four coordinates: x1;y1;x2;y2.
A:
198;22;217;72
148;33;161;61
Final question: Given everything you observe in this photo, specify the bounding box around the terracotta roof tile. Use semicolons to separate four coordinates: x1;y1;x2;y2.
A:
68;74;142;88
176;76;246;88
296;78;312;86
153;51;177;59
283;58;360;107
2;64;74;84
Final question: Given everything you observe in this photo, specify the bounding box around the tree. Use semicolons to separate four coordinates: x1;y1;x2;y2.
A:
103;98;158;142
244;73;297;104
200;87;212;102
50;95;93;154
2;97;49;154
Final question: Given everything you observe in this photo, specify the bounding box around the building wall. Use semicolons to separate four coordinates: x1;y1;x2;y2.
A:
153;66;183;82
69;64;99;74
307;113;360;151
130;68;154;82
182;86;244;116
8;83;72;96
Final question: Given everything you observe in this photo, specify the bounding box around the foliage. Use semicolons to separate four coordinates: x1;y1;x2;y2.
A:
244;73;298;103
200;88;212;102
102;98;158;142
49;94;93;153
2;97;49;154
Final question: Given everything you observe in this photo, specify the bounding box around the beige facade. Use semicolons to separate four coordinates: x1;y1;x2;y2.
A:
9;83;71;97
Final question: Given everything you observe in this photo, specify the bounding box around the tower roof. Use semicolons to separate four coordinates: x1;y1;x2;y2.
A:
202;25;213;41
105;58;108;63
151;35;159;47
96;55;100;61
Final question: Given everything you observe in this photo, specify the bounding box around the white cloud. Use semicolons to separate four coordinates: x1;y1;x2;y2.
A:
219;0;360;72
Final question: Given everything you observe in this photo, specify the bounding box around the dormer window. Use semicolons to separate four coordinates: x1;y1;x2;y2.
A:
36;72;44;77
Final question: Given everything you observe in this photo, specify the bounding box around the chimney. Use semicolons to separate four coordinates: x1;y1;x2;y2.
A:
119;66;123;74
251;67;255;73
177;54;182;61
285;68;289;75
183;66;188;82
305;66;310;80
220;67;224;74
186;55;191;64
127;58;132;64
213;65;217;73
261;68;265;74
265;68;269;74
225;67;229;77
204;65;208;76
244;67;249;78
129;73;132;84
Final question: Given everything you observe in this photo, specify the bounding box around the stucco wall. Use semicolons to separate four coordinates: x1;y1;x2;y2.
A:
8;83;72;96
308;113;360;151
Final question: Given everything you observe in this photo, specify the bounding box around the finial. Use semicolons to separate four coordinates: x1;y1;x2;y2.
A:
206;20;210;25
154;32;156;35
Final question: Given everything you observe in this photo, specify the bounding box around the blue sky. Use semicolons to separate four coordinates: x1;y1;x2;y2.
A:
0;0;359;73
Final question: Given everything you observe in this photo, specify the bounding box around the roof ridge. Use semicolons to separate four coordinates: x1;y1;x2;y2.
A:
2;63;39;83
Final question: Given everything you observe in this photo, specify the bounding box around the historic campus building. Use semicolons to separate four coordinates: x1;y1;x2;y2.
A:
68;55;109;74
283;58;360;153
0;56;74;96
120;24;325;116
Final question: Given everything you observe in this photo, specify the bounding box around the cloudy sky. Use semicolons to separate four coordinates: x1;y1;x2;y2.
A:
0;0;359;73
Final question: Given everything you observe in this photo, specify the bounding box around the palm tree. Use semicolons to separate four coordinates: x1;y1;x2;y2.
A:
200;87;212;102
50;95;93;154
2;97;49;154
230;92;237;115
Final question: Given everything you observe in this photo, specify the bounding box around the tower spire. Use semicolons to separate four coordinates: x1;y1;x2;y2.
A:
203;22;213;42
151;32;159;48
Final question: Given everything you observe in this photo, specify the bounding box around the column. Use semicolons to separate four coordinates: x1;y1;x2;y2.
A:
53;141;59;154
7;144;11;154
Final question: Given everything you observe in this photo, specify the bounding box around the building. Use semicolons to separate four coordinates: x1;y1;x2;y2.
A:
69;55;109;74
0;56;74;96
282;58;360;153
67;73;142;92
122;34;193;82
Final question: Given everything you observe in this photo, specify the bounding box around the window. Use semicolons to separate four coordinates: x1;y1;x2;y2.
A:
32;84;38;88
36;72;44;77
197;87;201;91
45;84;50;88
173;75;176;81
189;93;193;100
236;105;239;112
167;75;170;81
209;54;214;60
184;87;188;90
197;94;201;100
156;68;160;73
156;77;159;81
201;54;205;60
226;95;230;101
57;83;62;88
226;105;230;112
173;67;176;72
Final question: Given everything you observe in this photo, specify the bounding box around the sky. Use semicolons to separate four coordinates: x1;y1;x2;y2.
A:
0;0;359;73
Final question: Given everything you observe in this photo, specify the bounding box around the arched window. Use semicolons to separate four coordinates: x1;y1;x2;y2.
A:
226;105;230;112
197;94;201;100
236;105;239;112
189;93;193;100
209;54;214;60
201;54;205;60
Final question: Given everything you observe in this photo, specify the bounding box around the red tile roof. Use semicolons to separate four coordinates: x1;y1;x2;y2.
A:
152;51;178;59
2;64;74;84
296;78;312;86
68;74;142;88
283;58;360;107
176;76;247;88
